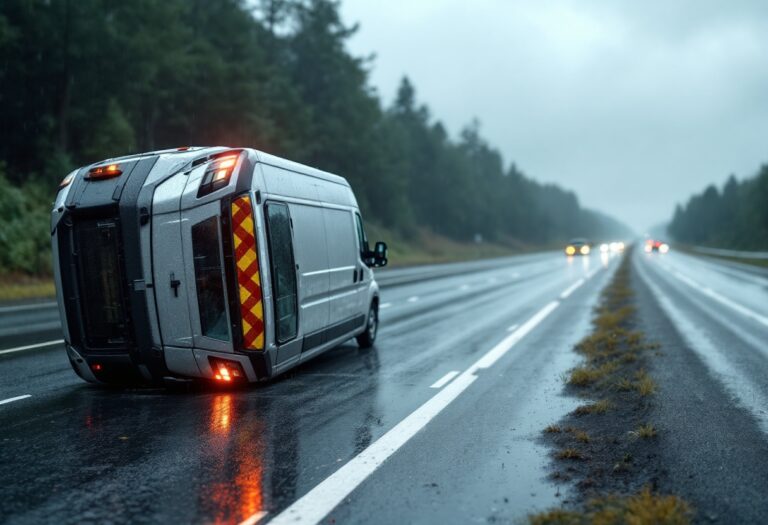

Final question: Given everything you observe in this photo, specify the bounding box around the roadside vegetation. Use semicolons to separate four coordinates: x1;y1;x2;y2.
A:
0;0;631;286
669;165;768;250
530;250;693;524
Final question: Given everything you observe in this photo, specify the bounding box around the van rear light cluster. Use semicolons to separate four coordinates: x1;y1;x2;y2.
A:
231;195;265;351
198;154;240;197
209;357;246;382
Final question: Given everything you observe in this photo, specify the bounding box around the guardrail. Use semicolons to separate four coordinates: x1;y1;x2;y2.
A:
691;246;768;260
374;251;554;288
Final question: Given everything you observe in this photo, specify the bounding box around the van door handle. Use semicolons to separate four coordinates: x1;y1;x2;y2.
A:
353;268;358;283
170;273;181;297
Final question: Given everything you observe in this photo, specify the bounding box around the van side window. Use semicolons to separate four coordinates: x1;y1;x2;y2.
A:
265;202;298;343
191;217;230;341
355;213;369;257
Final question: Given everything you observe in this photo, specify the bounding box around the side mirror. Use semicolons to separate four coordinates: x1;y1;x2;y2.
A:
373;241;388;267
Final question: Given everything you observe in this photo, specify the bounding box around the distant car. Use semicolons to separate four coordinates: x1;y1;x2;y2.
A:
565;238;591;256
644;239;669;253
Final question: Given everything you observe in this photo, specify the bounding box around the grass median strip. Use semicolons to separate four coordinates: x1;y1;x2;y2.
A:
530;249;693;524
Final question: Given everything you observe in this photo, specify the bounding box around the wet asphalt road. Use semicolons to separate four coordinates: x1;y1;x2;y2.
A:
633;250;768;523
0;251;619;525
2;249;766;524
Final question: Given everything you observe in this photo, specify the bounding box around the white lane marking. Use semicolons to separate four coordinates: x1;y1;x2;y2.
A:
471;301;560;370
429;371;460;389
0;395;32;406
238;511;268;525
407;296;419;303
0;339;64;356
267;300;560;525
506;323;519;333
511;272;520;278
560;278;586;299
585;267;601;280
638;263;768;434
487;277;498;284
0;301;57;314
459;284;470;291
671;271;768;328
379;302;392;309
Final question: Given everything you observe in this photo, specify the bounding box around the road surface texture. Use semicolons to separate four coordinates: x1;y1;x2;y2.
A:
1;248;766;524
634;249;768;523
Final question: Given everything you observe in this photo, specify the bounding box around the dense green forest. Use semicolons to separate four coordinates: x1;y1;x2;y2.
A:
0;0;631;276
668;165;768;250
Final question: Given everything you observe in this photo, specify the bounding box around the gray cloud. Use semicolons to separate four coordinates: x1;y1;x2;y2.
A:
342;0;768;232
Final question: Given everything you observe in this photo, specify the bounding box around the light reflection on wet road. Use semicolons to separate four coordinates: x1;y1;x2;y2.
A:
0;251;626;524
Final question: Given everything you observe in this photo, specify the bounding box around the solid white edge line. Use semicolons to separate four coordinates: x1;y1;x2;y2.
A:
406;296;419;303
379;303;392;309
429;370;460;389
0;339;64;356
238;511;269;525
0;301;57;314
560;278;586;299
669;270;768;328
266;300;560;525
0;394;32;406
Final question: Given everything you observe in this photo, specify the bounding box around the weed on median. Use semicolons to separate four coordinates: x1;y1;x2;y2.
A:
532;248;693;524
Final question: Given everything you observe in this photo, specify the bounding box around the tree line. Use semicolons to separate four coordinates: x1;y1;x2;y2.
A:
0;0;631;275
668;165;768;250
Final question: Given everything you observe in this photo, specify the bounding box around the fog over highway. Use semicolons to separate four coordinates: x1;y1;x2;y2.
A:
2;249;767;524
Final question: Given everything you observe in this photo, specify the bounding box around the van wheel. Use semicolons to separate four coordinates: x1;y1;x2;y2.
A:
357;302;378;348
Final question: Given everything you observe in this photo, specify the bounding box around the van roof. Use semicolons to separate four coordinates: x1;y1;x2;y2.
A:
98;146;350;188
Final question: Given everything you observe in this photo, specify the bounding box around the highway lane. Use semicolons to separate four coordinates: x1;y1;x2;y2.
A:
634;249;768;522
0;251;618;524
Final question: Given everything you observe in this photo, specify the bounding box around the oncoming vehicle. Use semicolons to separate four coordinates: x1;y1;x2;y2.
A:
565;238;591;256
51;147;388;385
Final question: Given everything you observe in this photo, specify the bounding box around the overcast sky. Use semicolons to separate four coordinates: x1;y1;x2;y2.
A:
340;0;768;233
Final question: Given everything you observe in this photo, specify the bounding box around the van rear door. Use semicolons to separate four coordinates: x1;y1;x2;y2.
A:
152;173;194;348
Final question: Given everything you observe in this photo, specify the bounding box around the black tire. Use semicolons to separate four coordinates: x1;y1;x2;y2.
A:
356;302;378;348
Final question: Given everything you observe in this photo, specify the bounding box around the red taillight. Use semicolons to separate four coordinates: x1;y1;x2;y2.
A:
88;163;122;180
91;363;103;372
198;154;239;197
209;357;246;382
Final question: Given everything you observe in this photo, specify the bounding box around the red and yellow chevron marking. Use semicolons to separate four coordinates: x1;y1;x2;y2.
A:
231;195;264;350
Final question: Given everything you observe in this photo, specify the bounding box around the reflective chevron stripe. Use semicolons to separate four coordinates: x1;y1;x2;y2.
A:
231;195;264;350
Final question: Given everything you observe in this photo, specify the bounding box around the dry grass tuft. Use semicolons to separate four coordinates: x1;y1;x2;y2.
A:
634;370;657;396
556;448;584;460
575;399;613;416
630;423;657;439
544;424;562;434
529;487;692;524
573;430;591;443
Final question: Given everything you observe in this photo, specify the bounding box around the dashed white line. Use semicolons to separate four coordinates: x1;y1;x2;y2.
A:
379;302;392;309
506;324;519;333
459;284;470;291
406;296;419;303
560;278;585;299
670;271;768;328
0;395;32;406
266;299;560;525
429;371;460;389
0;339;64;356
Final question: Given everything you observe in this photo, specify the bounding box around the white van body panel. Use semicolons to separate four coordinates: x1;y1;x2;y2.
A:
53;146;379;384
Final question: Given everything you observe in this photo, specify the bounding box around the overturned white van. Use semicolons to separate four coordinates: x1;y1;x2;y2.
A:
51;147;387;385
